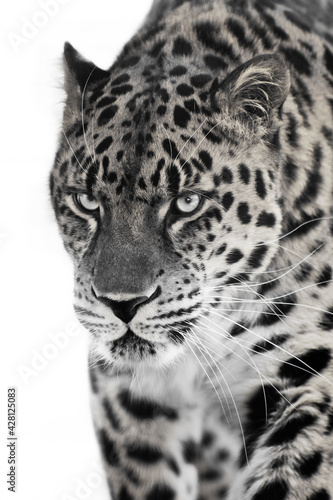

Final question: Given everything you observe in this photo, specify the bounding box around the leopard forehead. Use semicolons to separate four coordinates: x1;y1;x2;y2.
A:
80;74;266;196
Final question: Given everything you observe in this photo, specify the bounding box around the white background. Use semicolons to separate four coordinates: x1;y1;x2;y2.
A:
1;1;152;499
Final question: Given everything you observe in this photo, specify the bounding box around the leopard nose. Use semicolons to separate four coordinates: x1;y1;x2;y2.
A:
103;296;148;323
92;286;161;323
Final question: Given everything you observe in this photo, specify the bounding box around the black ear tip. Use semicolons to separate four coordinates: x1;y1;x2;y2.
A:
62;42;110;93
63;41;80;66
64;41;71;56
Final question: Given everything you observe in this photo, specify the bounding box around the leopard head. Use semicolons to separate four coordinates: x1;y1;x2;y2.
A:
50;33;290;369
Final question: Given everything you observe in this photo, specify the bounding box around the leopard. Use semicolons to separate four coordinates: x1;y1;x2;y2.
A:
49;0;333;498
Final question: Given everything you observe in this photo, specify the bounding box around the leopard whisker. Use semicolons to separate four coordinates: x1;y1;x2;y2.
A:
206;276;333;299
62;129;89;176
194;316;298;411
171;118;208;168
193;320;298;462
255;216;333;245
186;324;249;463
201;305;300;321
204;297;333;320
187;331;232;422
180;112;242;172
210;271;316;334
230;276;292;330
195;317;330;384
88;339;111;370
193;318;269;420
224;242;325;289
269;241;323;274
81;66;98;168
202;308;333;387
240;262;306;275
184;335;229;419
207;272;298;330
269;281;333;299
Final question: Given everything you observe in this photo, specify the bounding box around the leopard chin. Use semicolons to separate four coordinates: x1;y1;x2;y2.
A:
91;327;187;370
108;328;158;361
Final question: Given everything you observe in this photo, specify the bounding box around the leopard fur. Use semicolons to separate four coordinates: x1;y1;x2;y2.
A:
50;0;333;498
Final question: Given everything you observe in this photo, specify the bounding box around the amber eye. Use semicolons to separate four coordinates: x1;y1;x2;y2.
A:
175;193;202;214
73;193;99;213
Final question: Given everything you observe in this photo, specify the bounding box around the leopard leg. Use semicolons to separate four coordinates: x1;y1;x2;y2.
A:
89;360;204;500
196;410;239;500
226;384;333;500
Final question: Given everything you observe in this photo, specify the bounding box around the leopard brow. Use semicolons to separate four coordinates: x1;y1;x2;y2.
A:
63;186;94;195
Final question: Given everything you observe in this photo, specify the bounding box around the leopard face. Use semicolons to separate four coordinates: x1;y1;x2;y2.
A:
50;26;290;369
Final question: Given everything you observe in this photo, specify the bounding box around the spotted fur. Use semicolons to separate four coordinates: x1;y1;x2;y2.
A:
50;0;333;498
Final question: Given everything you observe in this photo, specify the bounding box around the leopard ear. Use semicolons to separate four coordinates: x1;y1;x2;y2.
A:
63;42;110;120
214;54;290;120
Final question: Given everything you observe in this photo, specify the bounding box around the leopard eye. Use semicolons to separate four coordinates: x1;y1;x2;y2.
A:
73;193;99;213
175;193;202;214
